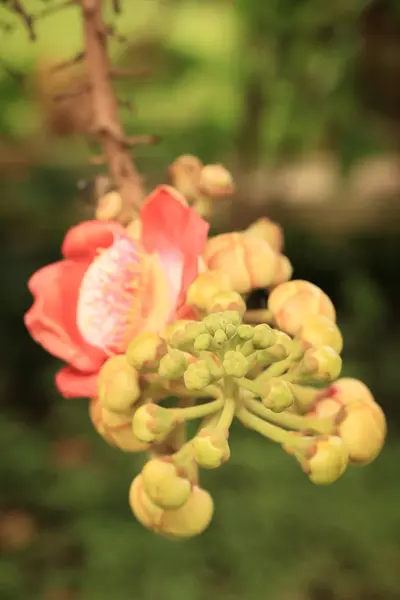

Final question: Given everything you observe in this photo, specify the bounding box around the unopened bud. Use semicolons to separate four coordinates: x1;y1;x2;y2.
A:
194;333;213;351
141;459;192;509
98;355;140;413
337;401;386;465
206;291;246;316
299;315;343;353
303;436;348;485
301;346;342;382
237;324;254;341
200;352;225;380
203;310;242;334
213;329;228;347
89;398;148;453
271;255;293;287
261;378;294;412
199;164;235;197
132;404;175;443
223;351;249;378
127;332;167;372
157;486;214;540
163;320;192;345
268;280;336;337
192;429;230;469
186;271;232;311
158;349;189;379
184;360;212;390
252;324;276;349
245;217;283;253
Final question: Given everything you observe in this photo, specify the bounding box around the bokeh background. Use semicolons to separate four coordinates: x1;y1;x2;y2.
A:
1;0;400;598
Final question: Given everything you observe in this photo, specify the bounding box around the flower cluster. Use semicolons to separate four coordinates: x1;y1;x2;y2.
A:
25;155;386;540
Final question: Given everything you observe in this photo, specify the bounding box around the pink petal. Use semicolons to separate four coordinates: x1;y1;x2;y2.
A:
25;262;105;372
76;234;144;354
62;220;125;261
141;185;209;309
55;366;100;399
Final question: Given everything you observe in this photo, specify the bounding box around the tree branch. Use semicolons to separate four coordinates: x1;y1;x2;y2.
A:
6;0;35;39
79;0;146;222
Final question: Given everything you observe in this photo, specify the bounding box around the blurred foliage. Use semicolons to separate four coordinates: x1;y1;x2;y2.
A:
1;0;400;599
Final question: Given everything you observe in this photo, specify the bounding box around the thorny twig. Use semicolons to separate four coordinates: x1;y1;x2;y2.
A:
79;0;147;222
2;0;157;222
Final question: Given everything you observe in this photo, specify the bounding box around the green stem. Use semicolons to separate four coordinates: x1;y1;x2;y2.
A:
244;397;333;435
237;407;315;452
172;398;224;421
217;396;236;431
290;384;320;413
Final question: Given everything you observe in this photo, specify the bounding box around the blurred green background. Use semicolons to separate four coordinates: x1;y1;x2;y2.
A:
1;0;400;599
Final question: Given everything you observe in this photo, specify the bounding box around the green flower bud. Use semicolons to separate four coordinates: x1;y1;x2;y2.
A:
194;333;213;351
200;352;225;380
168;322;207;350
132;404;175;443
274;331;294;353
303;436;349;485
261;378;294;412
203;310;242;334
225;323;238;339
127;332;167;372
213;329;228;347
184;360;212;390
192;428;230;469
141;458;192;509
252;324;276;349
223;350;249;378
301;346;342;382
98;355;141;413
158;349;189;379
237;324;254;341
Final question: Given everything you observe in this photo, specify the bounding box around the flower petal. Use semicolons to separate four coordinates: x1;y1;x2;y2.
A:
62;220;125;261
55;366;99;399
76;234;145;354
25;261;105;371
141;185;209;309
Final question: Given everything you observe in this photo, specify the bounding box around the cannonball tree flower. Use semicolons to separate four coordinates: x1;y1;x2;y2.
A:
24;185;209;399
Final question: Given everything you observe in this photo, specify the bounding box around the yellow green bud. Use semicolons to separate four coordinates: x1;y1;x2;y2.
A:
166;321;207;350
299;315;343;353
127;332;167;372
261;378;294;412
252;324;276;349
206;291;246;315
192;428;230;469
98;355;140;413
157;486;214;540
141;458;192;509
213;329;228;347
132;404;176;443
237;324;254;341
194;333;213;351
200;352;225;380
303;436;349;485
158;349;189;379
163;320;192;345
301;346;342;382
203;310;241;336
184;360;212;390
223;350;249;378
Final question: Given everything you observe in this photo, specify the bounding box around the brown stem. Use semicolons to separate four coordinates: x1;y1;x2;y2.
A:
80;0;145;223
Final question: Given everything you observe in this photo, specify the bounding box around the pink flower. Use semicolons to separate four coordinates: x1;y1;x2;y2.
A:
25;186;209;399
